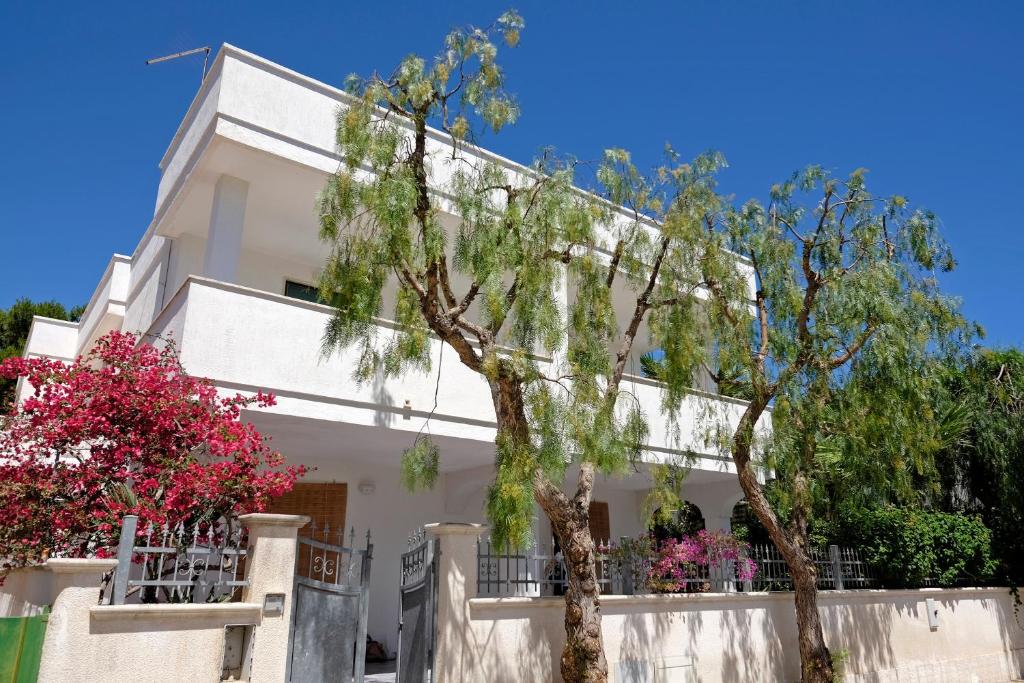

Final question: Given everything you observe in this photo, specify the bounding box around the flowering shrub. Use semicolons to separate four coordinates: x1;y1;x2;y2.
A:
647;530;756;593
0;331;304;575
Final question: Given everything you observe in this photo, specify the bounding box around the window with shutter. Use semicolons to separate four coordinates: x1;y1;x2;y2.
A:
270;482;348;579
588;501;610;543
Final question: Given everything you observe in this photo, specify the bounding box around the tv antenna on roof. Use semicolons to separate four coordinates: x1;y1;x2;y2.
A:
145;46;212;83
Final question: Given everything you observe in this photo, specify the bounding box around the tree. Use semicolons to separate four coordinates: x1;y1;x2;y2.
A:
693;167;969;681
317;13;732;681
0;331;304;574
0;298;84;409
314;11;967;680
936;348;1024;584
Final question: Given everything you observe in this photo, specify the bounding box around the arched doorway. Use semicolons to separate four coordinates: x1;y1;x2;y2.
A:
729;499;771;544
649;501;706;542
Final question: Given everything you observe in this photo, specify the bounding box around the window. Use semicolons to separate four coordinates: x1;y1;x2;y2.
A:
588;501;610;543
284;280;321;304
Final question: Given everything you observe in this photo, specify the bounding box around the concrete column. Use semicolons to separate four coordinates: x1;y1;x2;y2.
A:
37;559;119;682
426;522;487;683
239;513;309;683
202;174;249;282
703;512;733;534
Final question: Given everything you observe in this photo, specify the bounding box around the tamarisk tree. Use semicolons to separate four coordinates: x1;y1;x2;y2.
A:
316;13;723;682
692;167;969;682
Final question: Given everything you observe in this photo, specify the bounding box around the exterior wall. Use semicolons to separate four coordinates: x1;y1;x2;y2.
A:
432;528;1024;683
43;601;261;683
153;276;503;443
17;316;80;403
461;590;1024;683
0;567;52;617
21;316;77;362
36;515;306;683
123;232;172;336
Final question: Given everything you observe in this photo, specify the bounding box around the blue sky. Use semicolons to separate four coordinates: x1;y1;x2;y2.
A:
1;1;1021;346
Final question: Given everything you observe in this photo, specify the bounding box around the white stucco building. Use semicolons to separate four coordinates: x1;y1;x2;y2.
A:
19;44;767;652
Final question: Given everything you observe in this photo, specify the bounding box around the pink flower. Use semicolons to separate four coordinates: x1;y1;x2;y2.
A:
0;331;303;573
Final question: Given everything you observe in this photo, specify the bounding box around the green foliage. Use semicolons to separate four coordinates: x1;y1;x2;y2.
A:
647;500;706;541
824;507;995;587
487;432;539;548
831;649;849;683
401;436;440;491
936;348;1024;583
638;352;663;380
317;13;725;550
703;165;975;560
0;298;83;410
315;14;975;595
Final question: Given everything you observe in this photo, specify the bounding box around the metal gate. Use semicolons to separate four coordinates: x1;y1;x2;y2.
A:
288;525;373;683
0;611;47;683
396;528;439;683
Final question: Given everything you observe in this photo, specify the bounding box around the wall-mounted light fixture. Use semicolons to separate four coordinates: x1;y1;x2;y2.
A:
358;480;376;495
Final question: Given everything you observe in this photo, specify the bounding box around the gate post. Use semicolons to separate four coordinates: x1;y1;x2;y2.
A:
425;523;487;683
829;544;845;591
239;513;310;683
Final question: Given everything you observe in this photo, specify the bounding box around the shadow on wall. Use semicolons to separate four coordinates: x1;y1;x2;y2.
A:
470;601;562;683
618;598;702;675
719;597;787;681
824;589;1024;680
822;593;898;677
464;587;1024;682
372;370;395;429
614;595;791;681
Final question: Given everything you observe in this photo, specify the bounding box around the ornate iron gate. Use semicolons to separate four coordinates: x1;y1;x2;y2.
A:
396;528;439;683
288;525;373;683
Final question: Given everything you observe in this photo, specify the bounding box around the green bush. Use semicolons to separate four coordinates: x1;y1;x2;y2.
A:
827;508;996;587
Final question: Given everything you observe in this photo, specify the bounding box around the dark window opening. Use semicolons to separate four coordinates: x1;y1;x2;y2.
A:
284;280;321;304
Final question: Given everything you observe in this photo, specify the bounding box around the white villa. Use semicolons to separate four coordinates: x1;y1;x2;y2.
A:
18;44;761;653
10;44;1024;683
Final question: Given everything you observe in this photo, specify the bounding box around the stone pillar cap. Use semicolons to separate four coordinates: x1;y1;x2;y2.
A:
44;558;119;573
425;522;488;536
238;513;311;528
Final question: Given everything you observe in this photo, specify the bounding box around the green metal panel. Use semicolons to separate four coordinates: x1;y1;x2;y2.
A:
0;612;48;683
15;614;46;683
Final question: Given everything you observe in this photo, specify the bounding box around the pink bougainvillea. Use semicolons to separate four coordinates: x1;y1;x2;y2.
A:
647;529;757;593
0;331;304;574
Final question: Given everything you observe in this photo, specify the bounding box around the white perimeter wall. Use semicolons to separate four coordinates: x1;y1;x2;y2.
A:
460;589;1024;683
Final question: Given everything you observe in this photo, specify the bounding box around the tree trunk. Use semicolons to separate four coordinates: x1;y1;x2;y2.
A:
791;559;835;683
730;406;834;683
536;478;608;683
493;375;608;683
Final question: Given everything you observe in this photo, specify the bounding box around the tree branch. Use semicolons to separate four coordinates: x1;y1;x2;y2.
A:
828;323;877;369
610;236;671;393
574;461;596;510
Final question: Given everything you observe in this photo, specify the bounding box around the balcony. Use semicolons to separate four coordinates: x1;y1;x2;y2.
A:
76;254;131;355
147;276;765;473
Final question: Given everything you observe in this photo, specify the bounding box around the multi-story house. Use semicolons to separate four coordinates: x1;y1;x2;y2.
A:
18;44;766;652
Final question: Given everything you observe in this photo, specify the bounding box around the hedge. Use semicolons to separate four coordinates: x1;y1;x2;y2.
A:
825;508;996;588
